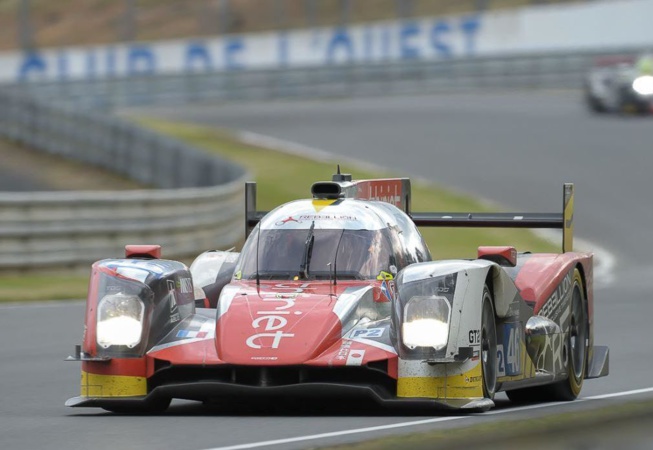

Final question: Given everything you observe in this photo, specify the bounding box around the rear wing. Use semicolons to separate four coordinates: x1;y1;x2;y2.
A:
245;174;575;253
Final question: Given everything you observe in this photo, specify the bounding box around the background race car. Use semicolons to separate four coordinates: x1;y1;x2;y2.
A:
585;54;653;114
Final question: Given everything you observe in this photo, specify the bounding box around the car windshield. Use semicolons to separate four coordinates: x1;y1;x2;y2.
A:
236;227;395;280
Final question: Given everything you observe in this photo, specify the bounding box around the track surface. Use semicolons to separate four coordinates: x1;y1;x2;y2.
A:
4;91;653;449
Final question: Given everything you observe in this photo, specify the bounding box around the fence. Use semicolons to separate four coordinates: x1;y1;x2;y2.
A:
0;88;249;269
7;47;644;110
0;44;643;269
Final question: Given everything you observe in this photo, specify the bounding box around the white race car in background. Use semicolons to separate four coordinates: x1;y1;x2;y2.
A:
585;55;653;114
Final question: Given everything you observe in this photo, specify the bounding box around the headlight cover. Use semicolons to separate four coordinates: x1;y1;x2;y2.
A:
402;295;451;350
97;293;145;348
633;76;653;96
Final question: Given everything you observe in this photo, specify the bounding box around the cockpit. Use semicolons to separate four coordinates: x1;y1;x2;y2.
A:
233;199;431;281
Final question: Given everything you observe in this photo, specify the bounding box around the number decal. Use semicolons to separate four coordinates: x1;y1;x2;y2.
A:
496;344;506;377
503;322;522;376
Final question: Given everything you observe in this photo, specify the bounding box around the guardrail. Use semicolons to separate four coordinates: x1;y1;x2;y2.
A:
7;47;646;109
0;88;248;270
0;46;643;269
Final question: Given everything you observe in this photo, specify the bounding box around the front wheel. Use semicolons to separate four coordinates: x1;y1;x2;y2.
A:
481;286;497;399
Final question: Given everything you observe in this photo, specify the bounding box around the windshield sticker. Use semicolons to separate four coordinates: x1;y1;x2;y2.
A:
274;214;360;227
275;216;302;226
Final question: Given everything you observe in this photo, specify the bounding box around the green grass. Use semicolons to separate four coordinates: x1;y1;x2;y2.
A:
316;398;653;450
0;272;90;303
1;118;557;302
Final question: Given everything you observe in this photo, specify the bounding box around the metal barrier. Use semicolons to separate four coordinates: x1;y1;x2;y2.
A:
0;46;642;269
0;88;249;270
7;47;645;109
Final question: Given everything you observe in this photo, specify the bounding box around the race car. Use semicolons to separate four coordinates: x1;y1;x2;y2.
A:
66;171;609;413
584;54;653;114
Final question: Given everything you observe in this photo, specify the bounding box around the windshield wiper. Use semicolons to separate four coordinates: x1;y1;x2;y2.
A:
299;221;315;279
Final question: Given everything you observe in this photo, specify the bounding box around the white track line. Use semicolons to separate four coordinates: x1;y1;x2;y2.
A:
585;386;653;400
202;387;653;450
202;416;463;450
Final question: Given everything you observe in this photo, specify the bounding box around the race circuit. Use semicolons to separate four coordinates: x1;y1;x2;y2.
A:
3;90;653;450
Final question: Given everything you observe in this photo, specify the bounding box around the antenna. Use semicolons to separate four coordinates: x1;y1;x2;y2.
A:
327;262;334;295
332;230;345;286
255;225;261;287
337;164;341;175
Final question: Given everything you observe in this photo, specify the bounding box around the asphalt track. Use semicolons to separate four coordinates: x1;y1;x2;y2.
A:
3;91;653;449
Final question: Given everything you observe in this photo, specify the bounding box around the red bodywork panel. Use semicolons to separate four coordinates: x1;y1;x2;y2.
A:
142;280;397;376
125;245;161;259
514;252;594;321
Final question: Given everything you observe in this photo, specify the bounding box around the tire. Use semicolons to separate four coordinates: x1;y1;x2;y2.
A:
506;268;587;404
548;269;588;401
481;286;497;400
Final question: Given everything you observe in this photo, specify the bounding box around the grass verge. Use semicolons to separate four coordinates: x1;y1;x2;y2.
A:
1;118;557;302
317;398;653;450
0;272;90;303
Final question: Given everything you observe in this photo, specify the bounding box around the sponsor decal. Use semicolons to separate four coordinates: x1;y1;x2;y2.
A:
356;181;403;206
167;280;181;323
296;214;359;222
175;319;214;340
177;277;193;294
275;216;302;226
351;328;384;339
346;349;366;366
465;375;482;383
380;280;394;302
245;283;312;349
274;213;361;226
176;330;208;339
250;356;279;361
336;340;353;361
539;271;573;320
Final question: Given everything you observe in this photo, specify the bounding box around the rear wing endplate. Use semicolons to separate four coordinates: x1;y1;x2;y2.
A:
245;179;575;253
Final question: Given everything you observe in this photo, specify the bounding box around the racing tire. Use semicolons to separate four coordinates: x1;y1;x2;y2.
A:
548;269;588;401
506;269;588;404
102;398;171;414
481;286;497;400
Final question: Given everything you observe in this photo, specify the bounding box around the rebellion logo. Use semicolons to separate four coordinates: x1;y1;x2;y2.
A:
245;283;310;349
539;271;572;320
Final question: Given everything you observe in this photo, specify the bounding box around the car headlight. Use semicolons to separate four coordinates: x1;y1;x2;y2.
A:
633;76;653;95
97;293;145;348
402;295;451;350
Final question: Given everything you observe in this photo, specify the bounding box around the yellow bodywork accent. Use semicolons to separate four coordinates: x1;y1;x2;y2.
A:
398;363;483;399
312;199;336;211
81;371;147;398
563;183;574;253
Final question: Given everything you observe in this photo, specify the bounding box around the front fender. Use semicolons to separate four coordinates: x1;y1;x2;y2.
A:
394;260;517;361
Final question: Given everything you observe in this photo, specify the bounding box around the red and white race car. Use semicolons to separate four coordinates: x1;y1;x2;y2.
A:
66;171;608;412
